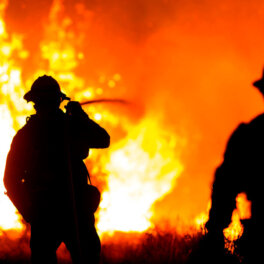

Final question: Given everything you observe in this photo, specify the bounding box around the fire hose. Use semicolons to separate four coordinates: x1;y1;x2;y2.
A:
79;98;130;106
65;98;131;116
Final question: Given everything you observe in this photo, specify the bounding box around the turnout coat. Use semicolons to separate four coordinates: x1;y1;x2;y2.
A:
206;113;264;262
4;108;110;223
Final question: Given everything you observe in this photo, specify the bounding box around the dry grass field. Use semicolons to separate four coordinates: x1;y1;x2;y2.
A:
0;227;241;264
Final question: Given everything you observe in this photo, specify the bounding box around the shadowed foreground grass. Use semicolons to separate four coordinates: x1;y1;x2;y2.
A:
100;229;201;264
0;227;239;264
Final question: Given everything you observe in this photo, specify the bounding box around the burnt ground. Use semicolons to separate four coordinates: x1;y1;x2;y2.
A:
0;228;241;264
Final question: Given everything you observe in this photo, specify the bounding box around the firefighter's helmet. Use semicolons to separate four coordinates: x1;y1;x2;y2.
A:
24;75;70;102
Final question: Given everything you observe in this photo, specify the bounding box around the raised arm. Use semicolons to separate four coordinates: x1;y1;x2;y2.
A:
66;101;110;150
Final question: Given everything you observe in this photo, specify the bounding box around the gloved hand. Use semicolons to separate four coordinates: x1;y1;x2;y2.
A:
65;101;88;117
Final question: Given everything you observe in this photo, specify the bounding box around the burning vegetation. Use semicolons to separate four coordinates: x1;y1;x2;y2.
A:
0;0;263;262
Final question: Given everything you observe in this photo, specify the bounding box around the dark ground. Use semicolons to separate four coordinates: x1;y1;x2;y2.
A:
0;227;242;264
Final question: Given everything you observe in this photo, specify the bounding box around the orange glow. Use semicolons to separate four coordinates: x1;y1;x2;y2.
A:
194;202;210;232
223;193;251;252
97;116;184;233
0;4;28;232
0;105;23;231
236;192;252;220
0;0;185;236
0;0;263;251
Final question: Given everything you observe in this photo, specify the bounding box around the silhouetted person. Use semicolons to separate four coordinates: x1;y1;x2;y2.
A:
4;75;110;264
205;70;264;264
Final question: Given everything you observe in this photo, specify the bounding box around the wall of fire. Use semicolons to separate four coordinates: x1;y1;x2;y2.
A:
1;0;264;236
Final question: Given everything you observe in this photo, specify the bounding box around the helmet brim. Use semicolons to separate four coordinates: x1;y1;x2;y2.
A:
24;90;70;102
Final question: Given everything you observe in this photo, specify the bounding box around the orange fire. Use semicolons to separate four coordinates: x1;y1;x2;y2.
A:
223;193;252;252
0;0;261;252
0;1;27;234
0;0;185;236
97;116;184;233
0;105;22;232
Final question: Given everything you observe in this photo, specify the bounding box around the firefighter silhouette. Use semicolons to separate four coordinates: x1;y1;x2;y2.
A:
204;70;264;264
4;75;110;264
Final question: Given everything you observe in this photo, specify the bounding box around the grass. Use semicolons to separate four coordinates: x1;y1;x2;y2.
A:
0;227;240;264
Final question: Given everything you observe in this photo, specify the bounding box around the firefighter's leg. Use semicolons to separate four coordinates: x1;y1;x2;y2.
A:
80;226;101;264
30;223;60;264
65;222;101;264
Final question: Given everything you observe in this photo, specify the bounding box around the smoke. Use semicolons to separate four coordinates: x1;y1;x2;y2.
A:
4;0;264;225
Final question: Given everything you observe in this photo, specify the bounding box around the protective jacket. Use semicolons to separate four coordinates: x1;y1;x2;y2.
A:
206;113;264;262
4;108;110;223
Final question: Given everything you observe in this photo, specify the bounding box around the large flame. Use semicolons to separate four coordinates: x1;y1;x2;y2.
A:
0;105;22;232
0;0;185;236
97;116;184;233
0;0;261;251
0;1;27;233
